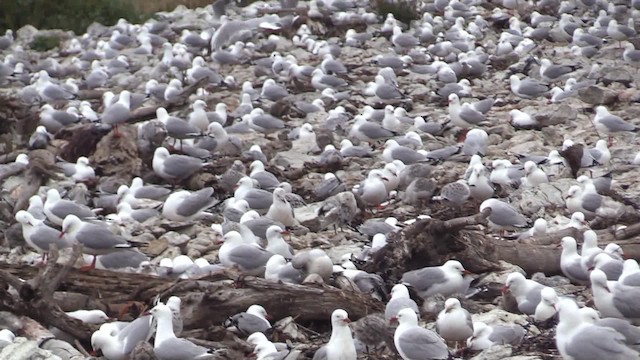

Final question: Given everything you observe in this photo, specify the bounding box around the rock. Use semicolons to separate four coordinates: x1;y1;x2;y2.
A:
510;179;575;218
533;104;577;126
144;238;169;257
294;202;323;232
0;337;62;360
160;231;190;247
471;345;514;360
578;85;618;105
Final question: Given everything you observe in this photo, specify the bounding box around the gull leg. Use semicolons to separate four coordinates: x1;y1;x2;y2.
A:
80;256;97;272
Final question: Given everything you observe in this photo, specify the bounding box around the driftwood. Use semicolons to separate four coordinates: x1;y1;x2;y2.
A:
0;255;383;346
365;209;640;277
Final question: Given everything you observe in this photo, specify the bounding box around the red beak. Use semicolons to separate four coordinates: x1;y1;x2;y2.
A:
142;311;151;316
265;314;273;321
389;317;398;324
280;230;290;235
90;350;98;356
344;317;352;323
501;285;509;294
463;270;474;275
59;232;65;239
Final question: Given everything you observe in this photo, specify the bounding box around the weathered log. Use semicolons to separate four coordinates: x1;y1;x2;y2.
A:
365;209;640;278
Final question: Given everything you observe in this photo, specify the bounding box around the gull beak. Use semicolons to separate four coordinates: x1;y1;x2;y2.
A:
463;269;474;276
90;350;98;356
265;313;273;321
59;231;65;239
381;176;389;182
389;317;398;324
142;310;151;316
343;317;352;324
501;285;509;294
280;230;290;235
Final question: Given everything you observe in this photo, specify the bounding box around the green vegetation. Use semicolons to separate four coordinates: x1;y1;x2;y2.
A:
30;34;62;51
0;0;149;35
374;0;421;25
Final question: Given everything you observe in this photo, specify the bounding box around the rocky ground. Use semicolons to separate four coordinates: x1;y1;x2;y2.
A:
1;0;640;359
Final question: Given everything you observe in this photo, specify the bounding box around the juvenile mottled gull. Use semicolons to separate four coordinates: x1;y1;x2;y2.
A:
433;180;470;207
392;308;448;360
401;260;470;299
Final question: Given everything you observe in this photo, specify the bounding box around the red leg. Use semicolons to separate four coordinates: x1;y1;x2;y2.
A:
113;124;122;138
80;256;97;272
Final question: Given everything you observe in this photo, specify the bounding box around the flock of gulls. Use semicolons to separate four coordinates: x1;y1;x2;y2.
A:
2;0;640;358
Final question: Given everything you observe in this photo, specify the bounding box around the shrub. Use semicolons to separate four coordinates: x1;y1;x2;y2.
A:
374;0;421;26
30;35;61;51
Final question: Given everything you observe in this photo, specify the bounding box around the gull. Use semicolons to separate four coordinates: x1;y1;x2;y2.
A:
0;153;28;181
517;218;548;240
265;188;298;227
607;19;637;46
333;265;386;300
560;237;589;285
556;299;639;360
489;159;524;187
433;180;470;208
391;26;419;50
260;79;288;101
225;305;272;336
373;74;404;100
15;210;71;263
157;107;203;146
35;70;75;101
623;42;640;68
534;287;560;322
463;128;488;156
164;79;184;102
188;100;210;132
339;139;373;158
414;116;444;135
311;69;348;91
116;203;158;223
39;104;80;132
218;231;273;276
265;226;294;259
234;177;273;210
480;198;529;234
382;139;426;164
91;315;154;360
448;93;489;128
392;308;448;360
312;309;356;360
247;109;285;133
44;188;97;226
320;54;347;75
539;58;578;82
149;303;214;360
502;272;546;315
27;195;46;221
314;173;346;201
593;252;624;280
162;188;216;222
101;90;131;135
579;307;640;350
509;75;548;99
28;126;51;149
588;140;611;166
522;161;548;187
436;298;474;346
345;29;372;47
61;215;137;270
401;260;470;299
57;156;95;183
468;164;494;201
349;116;396;142
619;259;640;286
186;57;221;85
466;321;525;350
249;160;279;191
152;147;206;183
591;268;640;323
385;284;419;321
593;106;638;145
265;254;304;284
356;170;389;208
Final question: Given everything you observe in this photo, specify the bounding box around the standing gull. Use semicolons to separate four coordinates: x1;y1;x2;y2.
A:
313;309;356;360
560;237;589;285
593;106;638;145
392;308;448;360
480;198;529;234
149;303;214;360
15;210;71;262
101;90;131;135
436;298;474;347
